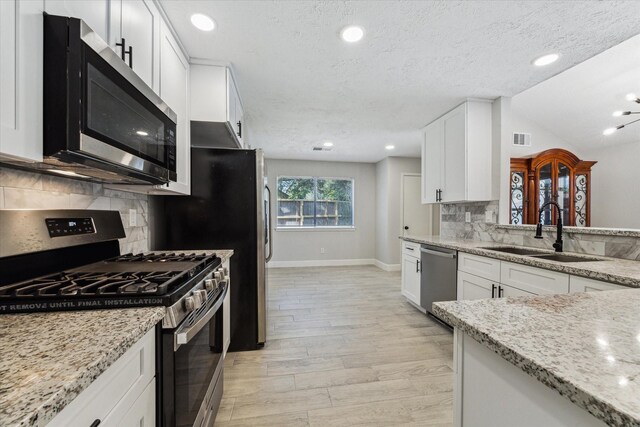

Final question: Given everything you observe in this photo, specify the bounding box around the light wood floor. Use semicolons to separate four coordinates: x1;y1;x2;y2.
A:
214;265;454;427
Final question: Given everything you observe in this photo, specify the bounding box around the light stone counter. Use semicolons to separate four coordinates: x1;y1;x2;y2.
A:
401;235;640;287
433;290;640;426
0;307;165;427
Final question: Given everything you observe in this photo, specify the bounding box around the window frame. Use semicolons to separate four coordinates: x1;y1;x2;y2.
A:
275;175;356;231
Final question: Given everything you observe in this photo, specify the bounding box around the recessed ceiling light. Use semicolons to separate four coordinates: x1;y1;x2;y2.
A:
385;145;395;150
136;130;149;136
323;141;334;147
532;53;559;67
612;111;623;117
626;93;639;102
340;25;364;43
191;13;215;32
603;127;617;136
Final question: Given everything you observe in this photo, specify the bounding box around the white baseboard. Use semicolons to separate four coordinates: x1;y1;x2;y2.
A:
374;259;401;272
267;258;376;268
267;258;401;271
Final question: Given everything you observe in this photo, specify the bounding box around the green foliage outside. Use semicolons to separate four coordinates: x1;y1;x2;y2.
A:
278;177;352;201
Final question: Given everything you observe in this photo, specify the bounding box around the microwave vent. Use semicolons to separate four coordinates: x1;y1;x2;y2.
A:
513;132;532;147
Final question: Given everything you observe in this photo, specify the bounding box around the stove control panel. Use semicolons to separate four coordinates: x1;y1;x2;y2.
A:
45;218;95;237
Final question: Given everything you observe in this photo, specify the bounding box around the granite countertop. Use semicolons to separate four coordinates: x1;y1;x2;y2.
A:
0;307;165;427
433;290;640;427
401;235;640;288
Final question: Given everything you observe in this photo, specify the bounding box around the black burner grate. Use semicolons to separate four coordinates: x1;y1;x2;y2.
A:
114;252;213;263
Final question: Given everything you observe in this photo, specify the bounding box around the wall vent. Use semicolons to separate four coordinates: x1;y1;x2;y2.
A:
513;132;532;147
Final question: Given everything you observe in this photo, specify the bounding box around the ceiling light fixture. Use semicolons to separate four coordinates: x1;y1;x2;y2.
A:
136;130;149;136
385;145;395;150
323;141;334;147
603;93;640;136
191;13;215;32
340;25;364;43
532;53;559;67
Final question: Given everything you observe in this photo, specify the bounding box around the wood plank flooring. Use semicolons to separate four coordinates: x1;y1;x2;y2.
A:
214;265;454;426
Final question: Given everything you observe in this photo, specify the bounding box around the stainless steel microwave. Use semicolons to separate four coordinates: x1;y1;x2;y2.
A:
41;14;177;185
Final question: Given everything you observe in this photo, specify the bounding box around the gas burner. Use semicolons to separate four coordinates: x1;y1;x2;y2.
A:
0;270;182;298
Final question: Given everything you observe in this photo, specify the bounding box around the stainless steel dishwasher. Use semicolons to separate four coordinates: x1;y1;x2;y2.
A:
420;244;457;325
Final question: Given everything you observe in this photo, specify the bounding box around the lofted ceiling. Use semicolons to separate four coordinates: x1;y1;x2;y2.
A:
160;0;640;162
512;33;640;151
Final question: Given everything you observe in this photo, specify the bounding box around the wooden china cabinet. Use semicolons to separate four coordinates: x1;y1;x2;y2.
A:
510;149;596;227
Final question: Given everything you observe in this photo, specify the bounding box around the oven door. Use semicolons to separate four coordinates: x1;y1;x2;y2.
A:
161;285;227;427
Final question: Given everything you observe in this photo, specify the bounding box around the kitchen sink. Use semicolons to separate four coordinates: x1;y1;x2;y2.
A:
481;246;550;256
530;253;603;263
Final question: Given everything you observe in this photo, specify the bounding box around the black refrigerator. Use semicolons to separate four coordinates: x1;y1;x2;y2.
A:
151;146;271;351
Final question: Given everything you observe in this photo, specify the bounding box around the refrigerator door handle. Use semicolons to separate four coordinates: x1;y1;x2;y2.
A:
265;185;273;262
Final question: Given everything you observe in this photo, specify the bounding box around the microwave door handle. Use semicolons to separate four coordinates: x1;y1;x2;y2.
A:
174;284;227;351
265;185;273;262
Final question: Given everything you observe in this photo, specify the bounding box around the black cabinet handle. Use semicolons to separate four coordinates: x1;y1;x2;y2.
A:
237;121;242;138
416;259;420;273
491;284;496;298
125;45;133;68
435;189;439;202
498;285;504;298
90;420;101;427
115;38;126;60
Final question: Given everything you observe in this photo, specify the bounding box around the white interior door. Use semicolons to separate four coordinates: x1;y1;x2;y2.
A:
402;174;433;237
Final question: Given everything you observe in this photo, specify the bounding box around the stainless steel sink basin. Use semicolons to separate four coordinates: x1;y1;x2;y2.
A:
530;253;603;263
481;246;550;256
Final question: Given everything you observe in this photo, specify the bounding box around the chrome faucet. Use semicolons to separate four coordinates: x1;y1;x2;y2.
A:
534;201;563;252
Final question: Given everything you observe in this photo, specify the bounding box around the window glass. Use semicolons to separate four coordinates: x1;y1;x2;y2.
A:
277;177;354;228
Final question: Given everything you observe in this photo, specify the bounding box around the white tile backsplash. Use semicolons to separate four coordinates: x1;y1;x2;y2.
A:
0;166;150;253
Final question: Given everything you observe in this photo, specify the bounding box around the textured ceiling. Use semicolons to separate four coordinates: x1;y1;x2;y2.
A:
160;0;640;162
512;34;640;151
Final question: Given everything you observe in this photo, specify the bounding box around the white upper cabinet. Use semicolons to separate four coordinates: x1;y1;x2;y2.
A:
44;0;111;42
190;64;246;148
116;0;160;91
1;0;44;163
421;100;493;203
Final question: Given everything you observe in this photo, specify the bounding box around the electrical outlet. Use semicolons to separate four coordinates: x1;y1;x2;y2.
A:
320;247;325;254
485;210;494;223
465;212;471;223
129;209;137;227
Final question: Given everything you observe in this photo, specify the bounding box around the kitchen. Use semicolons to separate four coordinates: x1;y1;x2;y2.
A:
0;1;639;427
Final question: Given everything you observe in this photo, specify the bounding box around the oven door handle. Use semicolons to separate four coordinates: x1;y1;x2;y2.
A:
175;283;228;351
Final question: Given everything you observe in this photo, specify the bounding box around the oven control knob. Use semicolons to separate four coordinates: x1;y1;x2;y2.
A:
214;271;222;280
204;278;217;291
223;267;229;276
184;296;196;312
197;289;208;302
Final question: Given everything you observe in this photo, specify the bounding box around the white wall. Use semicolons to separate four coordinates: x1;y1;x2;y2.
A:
265;159;376;266
585;141;640;229
375;157;421;267
509;110;585;158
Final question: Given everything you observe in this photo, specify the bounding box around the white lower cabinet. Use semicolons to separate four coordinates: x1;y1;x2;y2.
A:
48;328;156;427
457;252;627;301
569;276;628;293
401;251;422;308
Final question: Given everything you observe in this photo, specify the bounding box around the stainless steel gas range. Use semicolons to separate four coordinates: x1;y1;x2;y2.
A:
0;209;228;427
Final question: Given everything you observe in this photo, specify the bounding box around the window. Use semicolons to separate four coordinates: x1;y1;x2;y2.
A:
277;177;354;228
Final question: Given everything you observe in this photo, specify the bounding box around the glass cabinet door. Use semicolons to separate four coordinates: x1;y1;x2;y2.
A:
557;162;571;225
510;171;525;224
538;162;553;225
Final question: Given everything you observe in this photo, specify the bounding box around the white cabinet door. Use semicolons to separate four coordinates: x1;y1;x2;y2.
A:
422;119;442;204
501;261;569;295
226;68;244;147
0;0;43;162
44;0;110;42
499;283;535;297
157;21;190;195
569;276;627;293
442;104;466;203
401;254;421;306
119;0;159;91
235;92;245;147
113;378;156;427
458;271;494;300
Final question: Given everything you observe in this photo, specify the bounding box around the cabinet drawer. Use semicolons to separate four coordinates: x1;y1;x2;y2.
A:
402;241;421;257
569;276;628;293
458;252;501;282
48;327;156;427
500;262;569;295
